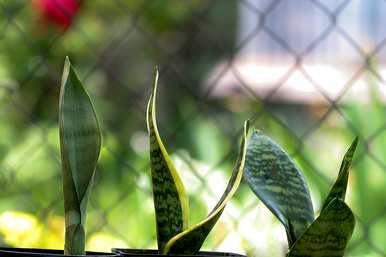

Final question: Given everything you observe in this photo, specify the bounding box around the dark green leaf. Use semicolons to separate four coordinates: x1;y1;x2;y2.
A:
59;57;101;255
321;137;358;211
147;68;189;252
244;131;314;246
163;121;249;254
287;198;355;257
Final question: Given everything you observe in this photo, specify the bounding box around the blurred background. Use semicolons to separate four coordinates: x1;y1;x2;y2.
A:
0;0;385;256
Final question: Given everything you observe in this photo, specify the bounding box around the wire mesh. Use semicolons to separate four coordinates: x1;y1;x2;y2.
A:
0;0;385;256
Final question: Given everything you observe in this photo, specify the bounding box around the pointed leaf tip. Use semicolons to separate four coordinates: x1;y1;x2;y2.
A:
244;132;314;246
152;67;159;90
163;121;249;254
244;120;250;134
321;137;358;210
61;58;71;89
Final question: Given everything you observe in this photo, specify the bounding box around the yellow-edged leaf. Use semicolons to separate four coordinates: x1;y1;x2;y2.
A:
163;121;249;254
147;68;189;252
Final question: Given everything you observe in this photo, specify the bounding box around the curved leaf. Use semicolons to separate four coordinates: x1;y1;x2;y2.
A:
288;198;355;257
321;137;358;211
147;68;189;252
163;121;249;254
244;131;314;246
59;57;101;255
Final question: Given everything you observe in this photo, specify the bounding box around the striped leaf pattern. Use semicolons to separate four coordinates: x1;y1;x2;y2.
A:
244;131;314;246
321;137;358;211
287;198;355;257
59;57;101;255
147;69;189;252
163;121;249;254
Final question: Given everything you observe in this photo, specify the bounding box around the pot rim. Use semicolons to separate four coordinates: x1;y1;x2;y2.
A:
111;248;246;257
0;247;116;257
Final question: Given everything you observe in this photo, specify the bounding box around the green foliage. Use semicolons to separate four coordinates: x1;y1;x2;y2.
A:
245;133;358;257
321;137;358;211
147;69;189;251
164;121;249;254
148;69;249;254
0;1;241;252
59;57;101;255
340;75;386;255
244;131;314;246
287;198;355;257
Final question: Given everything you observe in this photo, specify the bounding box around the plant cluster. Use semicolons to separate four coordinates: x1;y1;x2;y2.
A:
57;58;249;256
146;69;249;255
1;57;358;257
244;131;358;257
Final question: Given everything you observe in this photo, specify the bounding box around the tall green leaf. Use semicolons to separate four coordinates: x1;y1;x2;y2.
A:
287;198;355;257
244;131;314;246
163;121;249;254
147;68;189;252
321;137;358;211
59;57;101;255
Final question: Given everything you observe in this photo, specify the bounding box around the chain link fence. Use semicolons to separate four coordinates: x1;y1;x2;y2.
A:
0;0;385;256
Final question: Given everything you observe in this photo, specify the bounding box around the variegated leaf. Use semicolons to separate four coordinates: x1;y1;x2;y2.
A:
287;198;355;257
59;57;101;255
147;68;189;252
321;137;358;211
163;121;249;254
244;131;314;246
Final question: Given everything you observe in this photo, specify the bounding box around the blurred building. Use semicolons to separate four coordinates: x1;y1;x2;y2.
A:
206;0;386;104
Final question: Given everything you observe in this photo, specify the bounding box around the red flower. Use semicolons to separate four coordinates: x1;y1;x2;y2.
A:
33;0;80;30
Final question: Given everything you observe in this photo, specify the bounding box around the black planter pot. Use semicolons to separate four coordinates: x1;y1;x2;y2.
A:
112;249;247;257
0;248;117;257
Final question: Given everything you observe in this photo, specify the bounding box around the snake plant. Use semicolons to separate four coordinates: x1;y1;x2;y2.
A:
147;69;249;254
244;130;358;257
59;57;101;255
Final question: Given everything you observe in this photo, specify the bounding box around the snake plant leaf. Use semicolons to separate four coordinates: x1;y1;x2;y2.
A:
59;57;101;255
321;137;358;211
244;131;314;246
163;121;249;255
147;68;189;252
287;198;355;257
